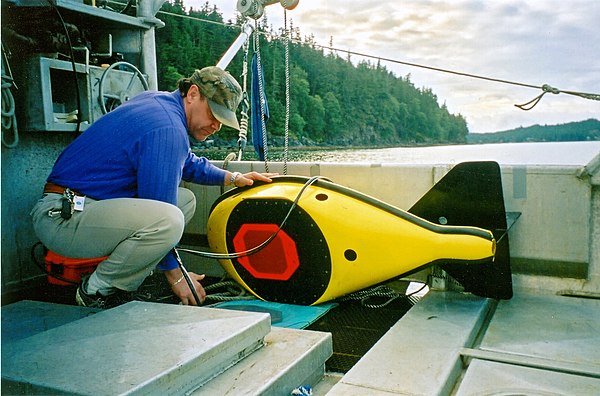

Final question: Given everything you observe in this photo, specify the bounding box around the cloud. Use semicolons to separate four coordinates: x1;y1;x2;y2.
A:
286;0;600;132
189;0;600;132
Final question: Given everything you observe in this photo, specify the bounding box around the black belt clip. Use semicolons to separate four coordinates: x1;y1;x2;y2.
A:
47;188;76;219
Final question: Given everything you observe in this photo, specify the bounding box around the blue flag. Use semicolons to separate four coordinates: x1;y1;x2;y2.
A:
251;52;269;161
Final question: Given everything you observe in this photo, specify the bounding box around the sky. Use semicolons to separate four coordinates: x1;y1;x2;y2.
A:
183;0;600;133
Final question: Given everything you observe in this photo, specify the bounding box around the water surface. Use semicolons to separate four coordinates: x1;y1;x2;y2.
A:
259;141;600;166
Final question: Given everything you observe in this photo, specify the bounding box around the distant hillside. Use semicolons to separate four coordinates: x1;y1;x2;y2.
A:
467;119;600;143
155;2;469;148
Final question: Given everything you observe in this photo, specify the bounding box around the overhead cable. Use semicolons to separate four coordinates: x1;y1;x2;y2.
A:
151;5;600;111
314;45;600;111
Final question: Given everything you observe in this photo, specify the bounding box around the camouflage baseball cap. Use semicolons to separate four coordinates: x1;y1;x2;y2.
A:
190;66;242;130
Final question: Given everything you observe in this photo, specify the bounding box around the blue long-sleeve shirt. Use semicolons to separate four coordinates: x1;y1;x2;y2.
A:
47;90;227;270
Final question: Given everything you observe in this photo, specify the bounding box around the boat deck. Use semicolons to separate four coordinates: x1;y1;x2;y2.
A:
1;298;334;395
3;288;598;395
326;290;600;395
3;154;600;394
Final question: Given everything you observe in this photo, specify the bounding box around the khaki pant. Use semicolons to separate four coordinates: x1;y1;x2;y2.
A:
31;188;195;291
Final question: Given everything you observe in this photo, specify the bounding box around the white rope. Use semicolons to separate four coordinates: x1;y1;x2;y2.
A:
236;30;251;161
283;9;291;175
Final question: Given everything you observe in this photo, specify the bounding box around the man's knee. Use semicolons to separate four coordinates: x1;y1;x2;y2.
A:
177;187;197;222
161;204;186;245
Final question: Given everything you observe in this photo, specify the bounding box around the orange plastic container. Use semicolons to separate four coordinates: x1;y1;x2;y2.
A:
45;251;107;286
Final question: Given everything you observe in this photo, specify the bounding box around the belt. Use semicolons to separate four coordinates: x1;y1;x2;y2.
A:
43;182;82;196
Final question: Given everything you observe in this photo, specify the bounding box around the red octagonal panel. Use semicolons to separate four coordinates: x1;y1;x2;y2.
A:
233;223;300;281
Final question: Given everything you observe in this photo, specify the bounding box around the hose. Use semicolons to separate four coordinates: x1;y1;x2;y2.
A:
1;44;19;148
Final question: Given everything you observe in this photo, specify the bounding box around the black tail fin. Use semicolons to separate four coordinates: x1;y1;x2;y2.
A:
408;161;513;299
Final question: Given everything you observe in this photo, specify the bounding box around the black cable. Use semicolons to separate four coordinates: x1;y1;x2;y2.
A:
120;0;135;14
172;247;202;306
177;175;328;260
406;282;428;298
175;176;328;306
30;242;79;285
47;0;82;133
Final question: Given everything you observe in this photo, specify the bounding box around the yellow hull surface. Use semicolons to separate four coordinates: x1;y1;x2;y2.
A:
207;176;495;305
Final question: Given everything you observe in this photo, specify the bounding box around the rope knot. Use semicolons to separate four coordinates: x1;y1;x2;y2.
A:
542;84;560;95
516;83;562;110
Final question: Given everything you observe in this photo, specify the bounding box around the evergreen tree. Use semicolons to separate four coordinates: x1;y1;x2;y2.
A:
155;1;470;147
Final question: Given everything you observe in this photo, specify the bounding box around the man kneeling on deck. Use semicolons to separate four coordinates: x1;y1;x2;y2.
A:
31;66;274;308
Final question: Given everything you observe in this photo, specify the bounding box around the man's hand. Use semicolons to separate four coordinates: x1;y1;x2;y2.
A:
227;171;278;187
165;269;207;305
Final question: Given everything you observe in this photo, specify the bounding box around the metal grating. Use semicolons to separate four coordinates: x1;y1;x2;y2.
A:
307;296;413;373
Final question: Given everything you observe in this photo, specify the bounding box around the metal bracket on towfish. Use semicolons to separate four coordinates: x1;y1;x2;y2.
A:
204;161;514;305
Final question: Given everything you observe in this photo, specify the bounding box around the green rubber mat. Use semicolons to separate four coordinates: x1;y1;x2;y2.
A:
212;300;337;329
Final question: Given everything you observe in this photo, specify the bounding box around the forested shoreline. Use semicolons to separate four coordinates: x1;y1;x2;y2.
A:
155;1;469;147
468;119;600;143
155;2;598;151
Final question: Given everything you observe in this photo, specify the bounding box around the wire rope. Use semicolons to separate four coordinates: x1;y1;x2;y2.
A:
253;19;269;172
316;45;600;110
204;279;256;303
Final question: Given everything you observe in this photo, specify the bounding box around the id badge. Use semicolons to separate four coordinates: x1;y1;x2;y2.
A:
73;195;85;211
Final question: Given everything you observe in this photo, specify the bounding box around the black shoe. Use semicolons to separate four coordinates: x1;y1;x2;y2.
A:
137;270;179;304
75;276;152;309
